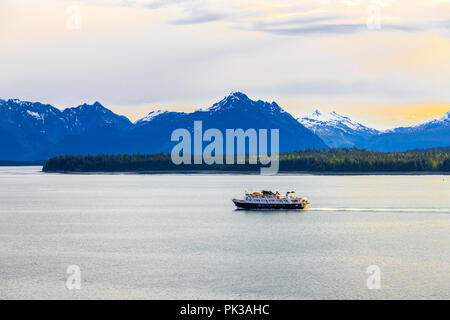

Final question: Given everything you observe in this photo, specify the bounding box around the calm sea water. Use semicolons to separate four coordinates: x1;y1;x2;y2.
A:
0;166;449;300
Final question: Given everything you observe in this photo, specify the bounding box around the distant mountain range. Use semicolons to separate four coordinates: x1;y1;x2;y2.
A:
0;99;133;160
298;110;450;151
0;92;326;160
365;112;450;151
0;93;449;160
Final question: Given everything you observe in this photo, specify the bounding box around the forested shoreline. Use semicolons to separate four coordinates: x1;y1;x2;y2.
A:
42;148;450;173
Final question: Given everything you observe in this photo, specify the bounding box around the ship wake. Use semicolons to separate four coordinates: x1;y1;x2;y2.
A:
309;207;449;213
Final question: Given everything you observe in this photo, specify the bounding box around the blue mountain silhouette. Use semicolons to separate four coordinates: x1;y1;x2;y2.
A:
0;93;327;160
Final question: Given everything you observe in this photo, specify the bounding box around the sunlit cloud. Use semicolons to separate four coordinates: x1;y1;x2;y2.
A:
1;0;450;128
86;0;450;35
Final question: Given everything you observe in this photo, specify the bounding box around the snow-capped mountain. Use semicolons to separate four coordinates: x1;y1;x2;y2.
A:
136;110;168;122
62;101;132;135
1;94;449;159
0;99;67;142
387;111;450;134
129;91;327;154
135;110;171;126
299;110;379;148
0;99;69;160
206;91;286;115
443;111;450;120
0;93;327;160
366;110;450;151
135;92;288;125
298;109;450;151
0;99;132;160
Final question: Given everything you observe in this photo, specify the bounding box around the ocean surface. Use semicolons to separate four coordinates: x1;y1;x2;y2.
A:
0;166;449;300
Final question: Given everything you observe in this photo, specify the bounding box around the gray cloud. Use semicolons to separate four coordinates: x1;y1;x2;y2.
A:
382;24;426;33
260;15;339;27
170;11;228;25
236;14;426;36
435;19;450;29
427;19;450;39
256;23;366;36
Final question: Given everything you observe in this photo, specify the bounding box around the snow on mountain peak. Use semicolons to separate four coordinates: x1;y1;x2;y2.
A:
441;110;450;120
307;109;350;123
136;110;168;123
7;99;31;107
26;110;44;121
222;91;250;103
299;110;377;134
208;91;250;111
228;91;248;99
207;92;285;116
397;110;450;132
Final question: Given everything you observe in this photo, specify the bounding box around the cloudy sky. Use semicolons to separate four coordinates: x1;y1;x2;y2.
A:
1;0;450;129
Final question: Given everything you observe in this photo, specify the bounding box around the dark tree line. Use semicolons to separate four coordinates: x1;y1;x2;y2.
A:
43;148;450;173
279;148;450;172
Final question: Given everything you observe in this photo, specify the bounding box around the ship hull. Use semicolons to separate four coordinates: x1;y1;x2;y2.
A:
233;200;309;210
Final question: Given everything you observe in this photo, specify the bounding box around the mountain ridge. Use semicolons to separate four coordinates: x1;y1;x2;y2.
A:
125;92;327;154
0;99;133;160
1;95;449;159
0;92;327;160
298;109;450;150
